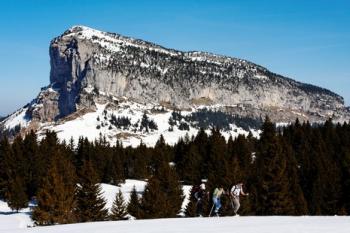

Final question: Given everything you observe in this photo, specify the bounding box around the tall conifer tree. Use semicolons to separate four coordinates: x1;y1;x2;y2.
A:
180;143;202;184
140;177;167;218
7;175;27;212
141;161;184;218
0;137;11;198
127;186;142;219
110;189;128;220
281;137;308;215
75;160;108;222
206;128;229;188
255;117;293;215
32;150;77;225
23;131;42;198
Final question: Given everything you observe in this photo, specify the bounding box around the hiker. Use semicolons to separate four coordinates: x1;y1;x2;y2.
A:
193;183;206;216
230;182;249;215
212;185;225;216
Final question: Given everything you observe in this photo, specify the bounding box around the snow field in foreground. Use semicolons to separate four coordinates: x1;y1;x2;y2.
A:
0;200;33;230
6;216;350;233
2;179;349;233
0;179;192;231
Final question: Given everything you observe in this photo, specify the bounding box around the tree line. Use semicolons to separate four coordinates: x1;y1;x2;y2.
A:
0;117;350;225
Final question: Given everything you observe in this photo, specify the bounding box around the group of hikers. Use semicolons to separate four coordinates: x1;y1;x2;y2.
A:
192;181;249;217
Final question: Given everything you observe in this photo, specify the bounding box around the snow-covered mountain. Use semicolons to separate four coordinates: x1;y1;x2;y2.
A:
1;25;349;145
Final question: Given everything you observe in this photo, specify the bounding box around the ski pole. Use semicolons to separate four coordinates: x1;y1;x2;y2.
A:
208;203;215;217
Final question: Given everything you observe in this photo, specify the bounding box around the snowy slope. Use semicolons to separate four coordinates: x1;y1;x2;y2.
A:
0;180;192;231
1;181;349;233
6;216;350;233
1;107;29;130
36;102;260;147
101;180;191;215
101;180;147;211
0;200;34;230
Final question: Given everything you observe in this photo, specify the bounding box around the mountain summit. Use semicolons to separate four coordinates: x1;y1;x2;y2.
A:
1;25;349;145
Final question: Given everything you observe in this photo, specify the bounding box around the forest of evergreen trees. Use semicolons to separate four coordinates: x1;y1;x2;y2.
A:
0;117;350;225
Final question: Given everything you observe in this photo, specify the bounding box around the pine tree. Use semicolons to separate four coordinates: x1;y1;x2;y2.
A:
39;131;60;165
110;189;128;220
75;137;94;173
255;117;294;215
310;128;342;214
338;123;350;214
140;177;167;218
206;128;229;189
230;135;253;174
151;135;171;171
284;120;313;214
174;138;186;168
127;186;142;219
2;136;30;208
179;143;202;184
133;142;150;179
226;153;242;190
32;151;77;225
6;175;28;212
111;144;125;184
140;161;184;218
0;137;11;198
281;137;308;215
10;136;29;191
75;160;108;222
23;131;42;198
93;136;112;183
194;128;209;179
157;161;184;217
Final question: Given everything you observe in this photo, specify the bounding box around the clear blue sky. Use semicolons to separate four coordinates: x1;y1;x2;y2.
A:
0;0;349;116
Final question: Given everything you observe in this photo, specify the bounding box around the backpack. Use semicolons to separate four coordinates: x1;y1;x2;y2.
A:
231;184;241;196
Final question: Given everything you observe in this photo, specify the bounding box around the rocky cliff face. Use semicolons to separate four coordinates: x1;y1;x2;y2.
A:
28;25;347;123
1;25;350;145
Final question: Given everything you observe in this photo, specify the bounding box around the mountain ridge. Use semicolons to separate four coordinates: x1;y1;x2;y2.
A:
1;25;349;145
61;25;343;100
